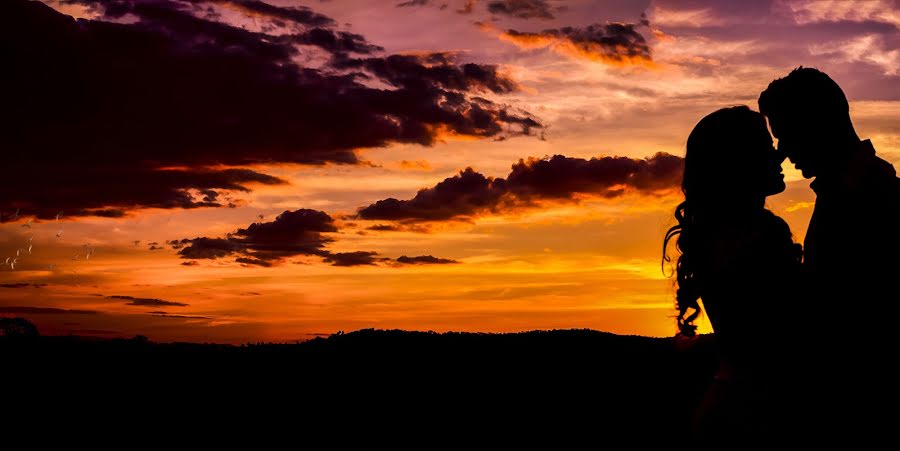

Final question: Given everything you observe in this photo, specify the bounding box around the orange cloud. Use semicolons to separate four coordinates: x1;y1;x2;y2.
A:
480;21;656;68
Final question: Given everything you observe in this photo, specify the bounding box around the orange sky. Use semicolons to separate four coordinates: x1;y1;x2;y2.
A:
1;0;898;342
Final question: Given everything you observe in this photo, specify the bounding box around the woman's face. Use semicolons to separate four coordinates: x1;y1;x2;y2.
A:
745;122;786;198
685;108;786;204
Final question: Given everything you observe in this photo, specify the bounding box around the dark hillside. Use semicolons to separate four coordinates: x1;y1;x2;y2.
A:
1;325;718;441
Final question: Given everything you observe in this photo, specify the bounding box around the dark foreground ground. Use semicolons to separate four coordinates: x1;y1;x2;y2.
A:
1;328;718;441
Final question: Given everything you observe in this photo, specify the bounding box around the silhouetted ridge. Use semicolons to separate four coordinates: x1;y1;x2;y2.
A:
2;326;717;442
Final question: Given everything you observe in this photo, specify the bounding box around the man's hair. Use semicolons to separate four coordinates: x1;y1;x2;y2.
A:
758;67;850;120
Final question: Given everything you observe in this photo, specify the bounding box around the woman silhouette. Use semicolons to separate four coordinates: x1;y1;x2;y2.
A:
663;106;802;442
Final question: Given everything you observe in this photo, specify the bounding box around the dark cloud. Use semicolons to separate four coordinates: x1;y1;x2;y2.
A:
357;153;683;221
505;153;684;199
357;167;508;221
458;0;476;14
180;261;200;266
175;207;453;267
329;52;541;141
394;0;455;12
232;209;338;254
2;166;285;220
396;0;431;6
333;52;520;94
639;11;650;27
0;283;47;288
367;224;402;231
395;255;460;264
205;0;335;27
364;223;433;233
167;240;187;250
1;0;539;218
235;257;274;267
0;306;98;314
176;208;339;265
487;22;652;65
176;238;245;259
322;251;386;267
149;312;213;319
199;190;218;204
290;26;383;55
107;295;189;307
487;0;557;20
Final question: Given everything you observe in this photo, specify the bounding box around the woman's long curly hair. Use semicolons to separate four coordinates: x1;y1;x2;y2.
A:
663;200;701;337
663;106;771;337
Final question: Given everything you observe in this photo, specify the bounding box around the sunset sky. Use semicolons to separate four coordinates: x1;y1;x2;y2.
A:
2;0;898;343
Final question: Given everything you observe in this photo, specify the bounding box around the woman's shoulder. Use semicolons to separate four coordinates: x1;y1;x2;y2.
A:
755;210;802;258
704;209;793;241
704;209;799;270
753;209;795;241
757;208;790;228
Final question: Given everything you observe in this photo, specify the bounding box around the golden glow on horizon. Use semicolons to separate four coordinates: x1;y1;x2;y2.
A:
786;201;815;213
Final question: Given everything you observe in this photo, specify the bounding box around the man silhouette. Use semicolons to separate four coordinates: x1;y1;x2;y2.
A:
759;67;900;439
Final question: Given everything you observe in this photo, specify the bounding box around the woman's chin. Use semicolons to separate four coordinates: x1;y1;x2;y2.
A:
766;180;786;196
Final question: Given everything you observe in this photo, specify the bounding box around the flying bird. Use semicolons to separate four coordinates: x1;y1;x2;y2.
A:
47;264;56;271
56;211;63;221
4;257;10;265
27;244;32;255
10;258;18;270
56;229;63;238
21;218;33;229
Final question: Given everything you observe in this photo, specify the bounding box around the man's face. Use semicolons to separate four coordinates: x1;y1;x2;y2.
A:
766;113;820;179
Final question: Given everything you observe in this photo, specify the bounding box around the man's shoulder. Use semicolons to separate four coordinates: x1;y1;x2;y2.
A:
856;141;900;222
863;139;897;178
811;141;899;216
850;140;898;194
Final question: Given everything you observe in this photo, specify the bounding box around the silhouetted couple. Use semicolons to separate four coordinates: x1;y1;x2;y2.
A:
664;67;900;444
